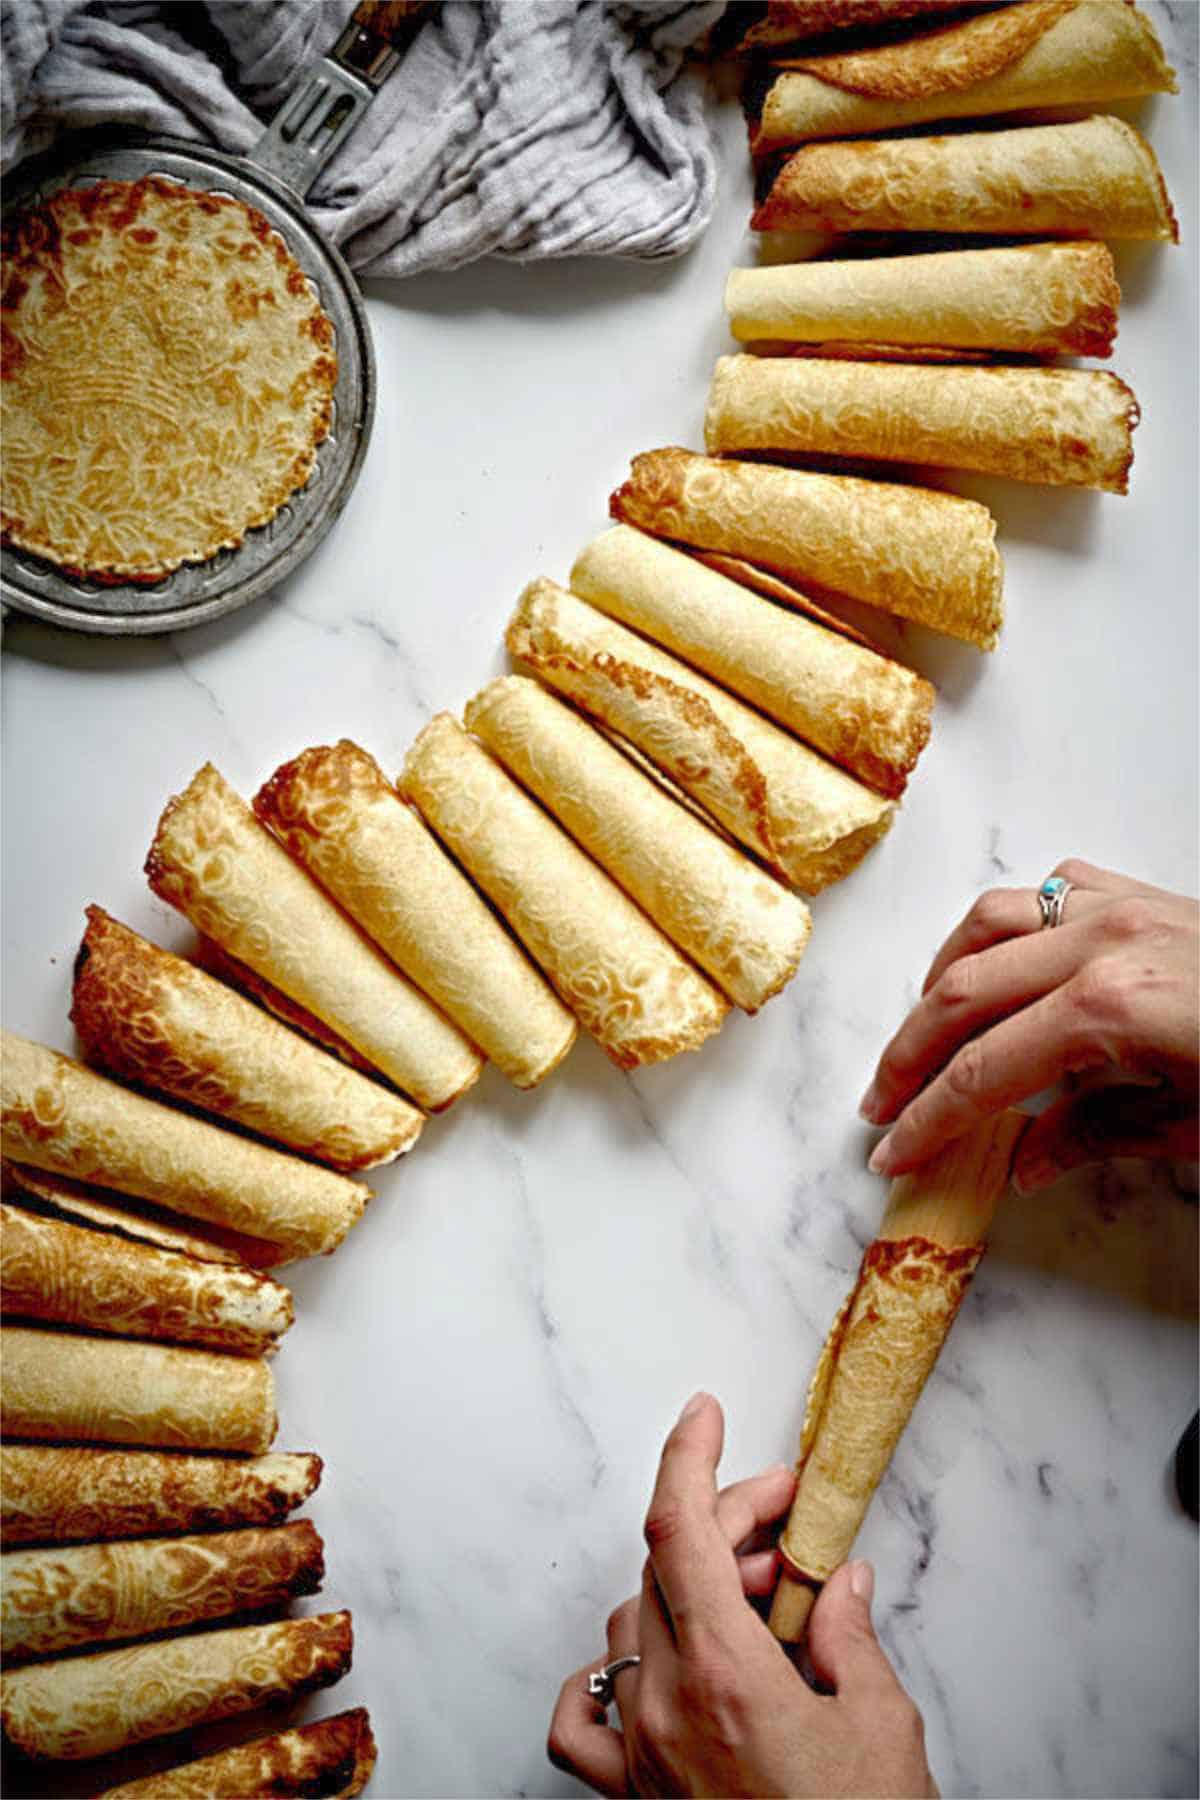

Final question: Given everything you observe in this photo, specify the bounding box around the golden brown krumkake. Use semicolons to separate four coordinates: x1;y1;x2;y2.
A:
609;450;1002;649
146;763;482;1112
753;115;1178;240
0;1444;322;1546
0;1609;352;1761
753;1;1177;149
95;1707;377;1799
0;1200;294;1355
573;524;937;783
706;355;1140;491
72;906;423;1170
465;675;813;1011
507;579;894;893
254;741;577;1088
401;714;729;1067
0;1325;277;1453
1;1033;368;1262
1;1518;324;1659
724;243;1121;359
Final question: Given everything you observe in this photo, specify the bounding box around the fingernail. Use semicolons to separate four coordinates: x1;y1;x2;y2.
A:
868;1134;895;1176
679;1390;709;1422
849;1559;875;1603
858;1081;881;1123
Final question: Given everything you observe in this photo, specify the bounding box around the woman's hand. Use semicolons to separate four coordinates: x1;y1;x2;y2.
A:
859;860;1199;1193
548;1393;937;1799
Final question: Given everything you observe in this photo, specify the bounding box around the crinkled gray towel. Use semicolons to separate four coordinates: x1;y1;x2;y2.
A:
1;0;725;276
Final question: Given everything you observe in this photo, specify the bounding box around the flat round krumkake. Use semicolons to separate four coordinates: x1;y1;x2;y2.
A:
1;175;337;582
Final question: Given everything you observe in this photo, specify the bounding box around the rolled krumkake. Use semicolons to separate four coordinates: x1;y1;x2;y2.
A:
572;523;936;785
1;1158;281;1268
608;450;1002;649
1;1034;367;1263
0;1609;352;1761
1;1518;324;1659
465;675;812;1012
146;763;481;1111
254;741;577;1088
753;116;1178;240
769;1112;1026;1641
724;243;1121;359
72;906;422;1170
0;1202;293;1355
95;1707;377;1799
0;1325;277;1453
401;714;729;1068
753;1;1177;150
706;355;1140;492
0;1444;321;1547
507;579;894;892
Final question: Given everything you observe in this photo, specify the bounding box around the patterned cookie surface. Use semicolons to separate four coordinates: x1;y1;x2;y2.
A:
2;176;336;581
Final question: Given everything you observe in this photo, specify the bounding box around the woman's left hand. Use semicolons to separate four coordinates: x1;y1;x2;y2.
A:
548;1392;937;1799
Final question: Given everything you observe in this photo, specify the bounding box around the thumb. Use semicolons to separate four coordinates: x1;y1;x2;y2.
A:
1014;1084;1198;1194
806;1560;897;1699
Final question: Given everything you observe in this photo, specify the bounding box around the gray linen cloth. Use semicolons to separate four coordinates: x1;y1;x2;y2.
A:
1;0;724;275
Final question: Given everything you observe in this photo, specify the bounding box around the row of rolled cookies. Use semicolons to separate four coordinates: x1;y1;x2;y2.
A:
507;579;896;892
752;1;1177;150
753;114;1178;240
706;354;1141;491
608;450;1003;648
1;1031;369;1263
147;759;577;1095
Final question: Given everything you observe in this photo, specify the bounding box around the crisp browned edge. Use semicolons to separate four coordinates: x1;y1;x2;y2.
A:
0;1446;324;1548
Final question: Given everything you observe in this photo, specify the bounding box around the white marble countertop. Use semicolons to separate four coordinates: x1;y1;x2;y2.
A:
2;15;1198;1798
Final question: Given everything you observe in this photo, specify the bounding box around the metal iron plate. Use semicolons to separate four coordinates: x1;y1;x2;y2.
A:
1;132;374;635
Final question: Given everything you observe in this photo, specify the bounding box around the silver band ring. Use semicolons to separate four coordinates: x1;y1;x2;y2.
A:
1037;875;1074;930
587;1654;641;1706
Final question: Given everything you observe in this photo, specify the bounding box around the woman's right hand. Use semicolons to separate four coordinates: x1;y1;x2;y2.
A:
859;860;1199;1193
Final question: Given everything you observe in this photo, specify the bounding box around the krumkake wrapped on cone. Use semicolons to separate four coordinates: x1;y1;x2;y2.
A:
608;450;1002;649
465;676;812;1012
753;115;1178;240
507;580;893;893
754;1;1177;150
770;1113;1026;1641
96;1707;377;1799
571;524;936;785
72;907;422;1171
401;714;729;1068
1;1158;281;1269
254;741;577;1089
0;1326;276;1453
0;1445;321;1547
1;1034;367;1263
0;1609;352;1761
0;1202;293;1356
1;1518;324;1659
706;355;1140;492
146;763;481;1112
724;243;1121;359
